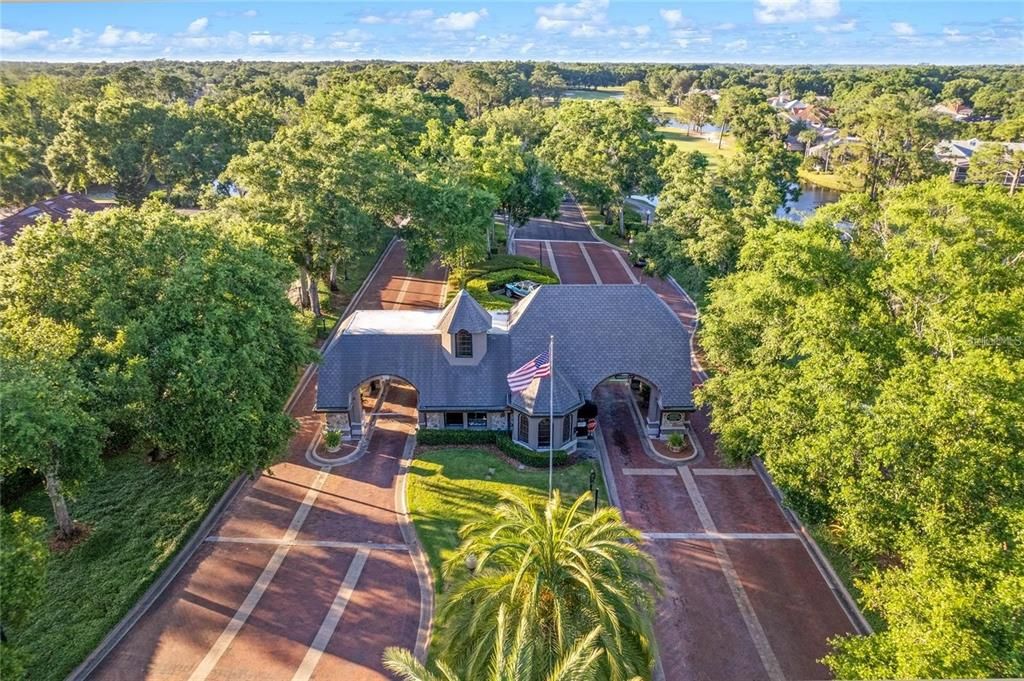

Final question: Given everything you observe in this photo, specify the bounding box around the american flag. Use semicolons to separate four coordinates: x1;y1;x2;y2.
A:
507;351;551;393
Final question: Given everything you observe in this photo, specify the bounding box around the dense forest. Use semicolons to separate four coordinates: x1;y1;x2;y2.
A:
1;59;1022;680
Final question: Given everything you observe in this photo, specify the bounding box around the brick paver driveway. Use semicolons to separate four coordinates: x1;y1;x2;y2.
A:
517;200;861;681
90;241;447;681
512;196;599;242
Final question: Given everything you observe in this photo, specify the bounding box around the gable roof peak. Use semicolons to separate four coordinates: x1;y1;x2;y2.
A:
437;289;492;334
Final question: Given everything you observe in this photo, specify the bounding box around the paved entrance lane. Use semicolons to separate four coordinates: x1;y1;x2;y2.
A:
513;196;598;242
519;209;861;680
550;240;595;284
583;243;636;284
89;242;446;681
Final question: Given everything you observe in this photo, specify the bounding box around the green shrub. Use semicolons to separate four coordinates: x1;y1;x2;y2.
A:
324;430;342;448
463;267;560;310
495;433;570;468
416;429;497;446
416;429;569;468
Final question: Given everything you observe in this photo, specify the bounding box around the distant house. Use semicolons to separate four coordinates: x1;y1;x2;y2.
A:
0;193;107;245
932;100;974;122
316;286;695;451
935;138;1024;184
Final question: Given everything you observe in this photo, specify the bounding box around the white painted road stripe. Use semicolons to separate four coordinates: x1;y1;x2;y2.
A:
613;247;640;284
291;549;370;681
645;532;800;541
205;536;409;550
514;238;600;244
621;467;678;476
691;468;758;476
390;276;413;309
543;240;561;280
678;466;786;681
187;546;290;681
188;467;332;681
579;243;603;284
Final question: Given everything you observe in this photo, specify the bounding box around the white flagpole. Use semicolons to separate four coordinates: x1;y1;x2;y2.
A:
549;334;554;498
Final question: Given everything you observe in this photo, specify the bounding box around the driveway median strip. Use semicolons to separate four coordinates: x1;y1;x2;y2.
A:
691;468;758;476
543;240;561;280
621;467;678;476
578;243;603;283
678;465;786;681
205;537;409;550
291;548;371;681
644;532;800;540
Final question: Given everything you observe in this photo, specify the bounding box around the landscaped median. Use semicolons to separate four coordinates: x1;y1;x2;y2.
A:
405;443;608;585
447;255;559;310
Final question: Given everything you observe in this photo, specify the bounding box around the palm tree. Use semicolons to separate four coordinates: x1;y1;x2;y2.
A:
435;491;662;681
383;605;606;681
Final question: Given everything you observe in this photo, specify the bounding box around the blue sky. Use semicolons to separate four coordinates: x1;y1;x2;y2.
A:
1;1;1021;64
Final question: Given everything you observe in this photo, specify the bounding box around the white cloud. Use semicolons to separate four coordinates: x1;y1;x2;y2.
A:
814;19;856;33
755;0;839;24
660;9;685;28
537;0;608;21
520;41;535;53
0;28;50;50
360;9;434;25
247;31;275;47
715;22;737;30
242;10;258;18
97;25;156;47
943;27;970;43
633;24;651;37
675;38;690;48
891;21;915;36
434;9;488;31
187;17;208;34
725;38;749;50
537;16;572;31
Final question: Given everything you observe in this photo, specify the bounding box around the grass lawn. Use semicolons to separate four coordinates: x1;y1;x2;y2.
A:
578;203;643;248
657;127;738;166
9;454;234;681
559;87;624;101
798;168;860;193
406;447;608;587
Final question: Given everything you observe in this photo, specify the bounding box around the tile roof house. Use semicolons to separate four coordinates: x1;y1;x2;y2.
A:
316;285;695;451
0;193;106;245
935;138;1024;184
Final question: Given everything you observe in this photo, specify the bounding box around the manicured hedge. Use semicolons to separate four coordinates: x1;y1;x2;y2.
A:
416;429;570;468
416;429;496;446
449;256;560;311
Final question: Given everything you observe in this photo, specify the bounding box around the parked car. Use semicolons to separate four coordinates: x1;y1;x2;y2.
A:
505;280;540;298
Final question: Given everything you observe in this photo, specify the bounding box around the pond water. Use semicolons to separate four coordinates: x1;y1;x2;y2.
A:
663;118;724;135
560;89;623;101
776;181;842;221
631;180;842;223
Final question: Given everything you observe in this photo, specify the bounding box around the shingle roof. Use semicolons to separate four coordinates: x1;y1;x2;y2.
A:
316;284;693;414
436;289;492;334
508;285;693;410
0;193;106;245
509;369;584;416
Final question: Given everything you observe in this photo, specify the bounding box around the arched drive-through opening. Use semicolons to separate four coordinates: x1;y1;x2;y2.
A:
591;373;694;464
321;374;420;460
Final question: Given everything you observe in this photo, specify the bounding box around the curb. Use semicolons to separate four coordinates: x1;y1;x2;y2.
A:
67;236;400;681
750;456;873;636
619;380;699;465
396;434;435;662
